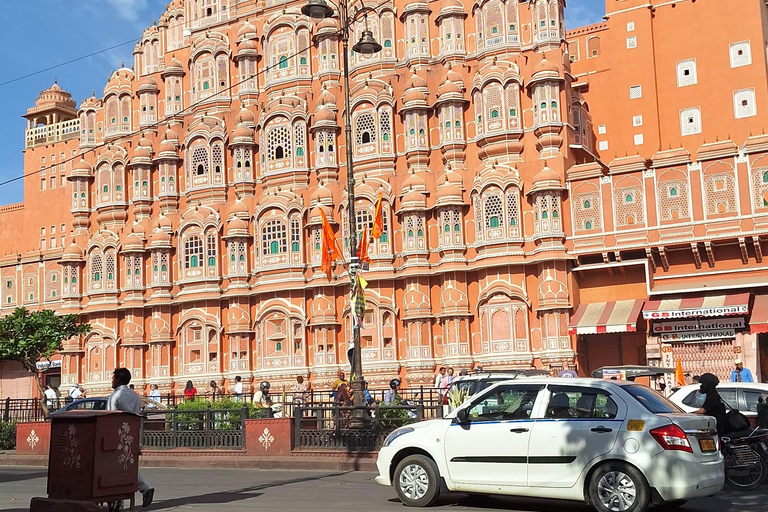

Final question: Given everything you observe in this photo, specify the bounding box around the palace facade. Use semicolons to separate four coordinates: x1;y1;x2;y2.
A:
2;0;768;398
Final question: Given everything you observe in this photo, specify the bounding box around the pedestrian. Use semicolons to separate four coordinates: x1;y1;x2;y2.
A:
441;367;454;405
183;380;197;401
255;381;273;408
232;375;243;401
337;383;354;428
693;373;728;436
384;379;400;405
332;371;349;402
107;368;154;508
129;384;136;392
291;375;310;406
148;383;161;408
730;359;754;382
68;383;82;402
44;384;58;410
434;367;446;396
364;381;374;406
208;380;221;401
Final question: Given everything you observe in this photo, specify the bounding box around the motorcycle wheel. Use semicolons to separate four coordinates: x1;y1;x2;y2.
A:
725;453;767;491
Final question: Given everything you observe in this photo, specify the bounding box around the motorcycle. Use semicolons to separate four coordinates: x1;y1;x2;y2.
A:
722;427;768;490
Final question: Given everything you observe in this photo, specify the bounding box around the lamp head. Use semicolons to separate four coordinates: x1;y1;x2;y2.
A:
302;0;334;20
352;29;382;55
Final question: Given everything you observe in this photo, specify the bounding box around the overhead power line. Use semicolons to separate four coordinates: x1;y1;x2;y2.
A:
0;0;388;189
0;39;139;88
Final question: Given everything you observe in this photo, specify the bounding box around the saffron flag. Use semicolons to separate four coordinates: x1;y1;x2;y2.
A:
372;193;384;240
352;274;368;328
675;356;686;387
320;209;339;281
358;225;370;264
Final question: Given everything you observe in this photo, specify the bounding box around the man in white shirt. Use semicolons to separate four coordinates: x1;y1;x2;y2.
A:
44;384;58;410
108;368;154;508
69;383;83;401
148;384;161;409
233;375;244;401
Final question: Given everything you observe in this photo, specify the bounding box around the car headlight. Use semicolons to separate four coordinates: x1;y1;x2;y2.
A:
383;427;415;447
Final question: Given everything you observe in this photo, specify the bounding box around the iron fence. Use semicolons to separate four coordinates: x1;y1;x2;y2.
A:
293;402;438;452
142;406;249;450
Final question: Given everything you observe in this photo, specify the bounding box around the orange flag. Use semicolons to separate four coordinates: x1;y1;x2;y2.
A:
320;209;339;281
358;224;370;264
675;356;686;387
372;193;384;240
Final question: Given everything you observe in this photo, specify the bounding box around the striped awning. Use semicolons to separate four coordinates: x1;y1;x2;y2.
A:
750;295;768;334
643;293;750;320
568;300;645;335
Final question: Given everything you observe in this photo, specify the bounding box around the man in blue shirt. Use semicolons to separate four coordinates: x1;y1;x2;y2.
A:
730;359;754;382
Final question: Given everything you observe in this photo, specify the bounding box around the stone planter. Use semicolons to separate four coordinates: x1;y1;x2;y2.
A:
244;418;292;456
16;421;50;456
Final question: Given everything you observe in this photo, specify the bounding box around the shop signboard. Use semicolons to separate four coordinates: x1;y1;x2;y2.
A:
652;318;745;334
643;304;748;319
659;329;736;342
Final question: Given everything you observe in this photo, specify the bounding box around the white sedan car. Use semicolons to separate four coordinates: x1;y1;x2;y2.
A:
670;382;768;420
376;378;723;512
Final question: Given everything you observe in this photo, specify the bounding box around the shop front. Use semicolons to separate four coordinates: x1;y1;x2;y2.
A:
568;299;646;375
642;293;758;386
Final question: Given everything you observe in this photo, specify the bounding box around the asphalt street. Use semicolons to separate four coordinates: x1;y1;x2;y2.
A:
0;466;766;511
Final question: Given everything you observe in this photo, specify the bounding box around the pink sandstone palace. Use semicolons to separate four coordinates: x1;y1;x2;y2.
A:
2;0;768;398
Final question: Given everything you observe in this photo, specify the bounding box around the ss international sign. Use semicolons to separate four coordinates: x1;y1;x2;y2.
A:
659;329;736;342
651;318;745;334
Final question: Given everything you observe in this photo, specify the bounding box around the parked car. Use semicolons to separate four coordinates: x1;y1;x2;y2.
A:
376;378;724;512
670;382;768;421
50;397;107;417
450;370;550;403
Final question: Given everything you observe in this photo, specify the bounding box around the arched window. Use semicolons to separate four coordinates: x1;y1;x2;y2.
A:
384;40;392;48
185;236;203;269
584;200;591;209
299;56;307;65
206;232;217;268
585;220;593;229
262;219;287;256
279;56;288;69
291;218;301;252
491;109;499;119
763;171;768;183
625;194;633;203
670;187;678;197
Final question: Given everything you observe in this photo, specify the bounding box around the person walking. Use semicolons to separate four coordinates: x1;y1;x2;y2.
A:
232;375;244;401
147;384;161;409
208;380;222;401
291;375;310;406
730;359;754;382
183;380;197;401
434;367;446;397
107;368;154;508
44;384;58;410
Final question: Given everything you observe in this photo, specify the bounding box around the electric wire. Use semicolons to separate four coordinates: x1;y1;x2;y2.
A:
0;0;390;189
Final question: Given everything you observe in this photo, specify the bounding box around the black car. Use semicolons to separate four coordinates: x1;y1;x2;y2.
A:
49;397;107;417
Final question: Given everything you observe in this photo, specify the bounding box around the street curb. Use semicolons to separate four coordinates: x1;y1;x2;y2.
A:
0;451;378;472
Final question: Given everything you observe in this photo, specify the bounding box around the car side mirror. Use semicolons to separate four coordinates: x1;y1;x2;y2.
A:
455;407;469;424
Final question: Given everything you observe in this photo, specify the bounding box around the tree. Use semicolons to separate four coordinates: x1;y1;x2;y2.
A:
0;307;90;418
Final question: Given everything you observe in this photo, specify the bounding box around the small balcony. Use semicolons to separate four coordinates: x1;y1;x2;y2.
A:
25;119;80;149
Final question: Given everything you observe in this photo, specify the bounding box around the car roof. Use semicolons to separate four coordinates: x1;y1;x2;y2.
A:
672;382;768;392
484;377;632;389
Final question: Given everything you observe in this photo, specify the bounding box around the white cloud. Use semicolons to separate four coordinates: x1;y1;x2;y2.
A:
106;0;148;22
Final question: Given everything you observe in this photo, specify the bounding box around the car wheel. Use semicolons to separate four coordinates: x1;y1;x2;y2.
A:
393;454;441;507
588;462;649;512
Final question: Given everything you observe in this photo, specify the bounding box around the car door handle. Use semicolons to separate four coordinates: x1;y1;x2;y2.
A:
591;426;613;433
510;427;529;433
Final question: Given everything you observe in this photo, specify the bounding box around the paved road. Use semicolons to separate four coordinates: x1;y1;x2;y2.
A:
0;466;766;511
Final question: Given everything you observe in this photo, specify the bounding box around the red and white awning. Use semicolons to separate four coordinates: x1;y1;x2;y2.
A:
568;300;645;335
750;295;768;334
643;293;750;320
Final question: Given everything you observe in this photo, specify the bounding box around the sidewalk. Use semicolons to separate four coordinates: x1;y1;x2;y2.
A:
0;450;378;472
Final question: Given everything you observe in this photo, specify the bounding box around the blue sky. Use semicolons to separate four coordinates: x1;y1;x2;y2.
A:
0;0;606;206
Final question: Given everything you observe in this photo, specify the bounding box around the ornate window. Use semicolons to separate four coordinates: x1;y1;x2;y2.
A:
440;208;464;248
680;107;702;136
267;29;297;84
165;76;183;114
614;186;645;227
658;180;690;221
351;10;395;66
573;192;601;231
290;218;301;253
402;214;426;252
318;37;339;73
752;167;768;210
151;251;170;286
587;36;601;58
262;219;287;255
704;174;737;216
206;231;218;272
439;15;465;56
479;295;530;354
184;236;204;275
404;13;429;60
475;187;522;244
90;253;103;291
533;193;562;236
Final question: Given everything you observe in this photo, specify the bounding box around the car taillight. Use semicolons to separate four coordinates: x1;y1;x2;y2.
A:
650;424;692;453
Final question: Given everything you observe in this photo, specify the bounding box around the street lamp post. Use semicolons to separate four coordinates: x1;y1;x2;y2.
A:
302;0;382;423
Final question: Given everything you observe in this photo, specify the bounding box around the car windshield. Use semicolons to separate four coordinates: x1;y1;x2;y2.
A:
624;384;683;414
